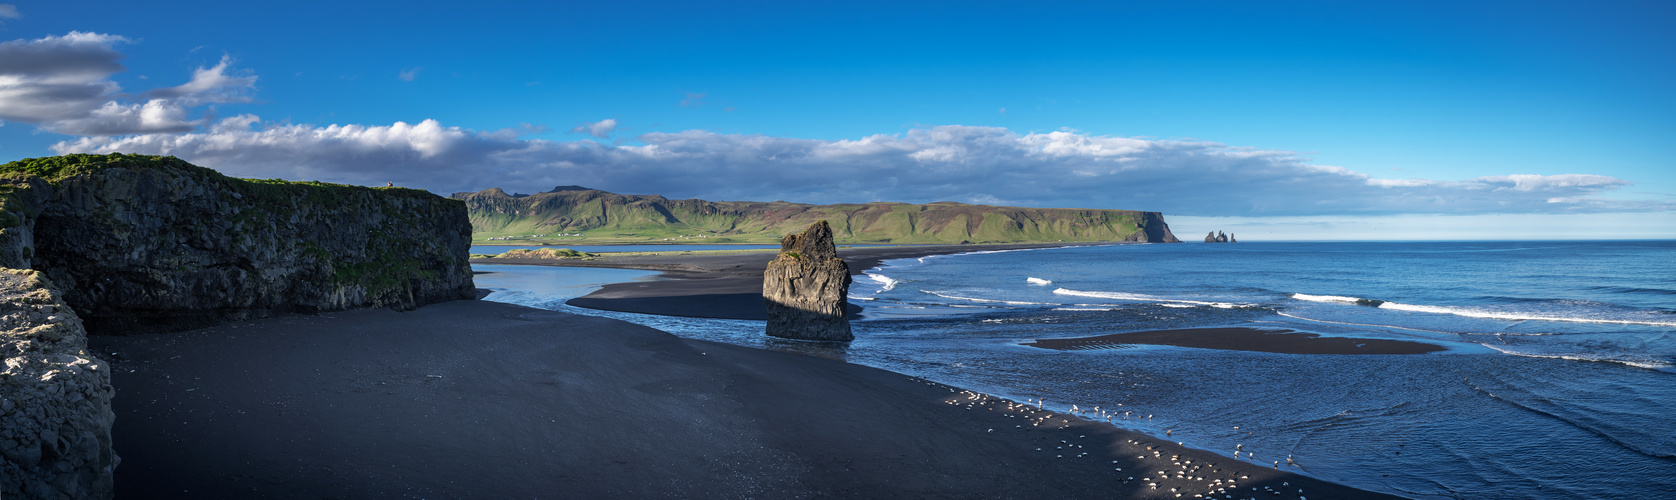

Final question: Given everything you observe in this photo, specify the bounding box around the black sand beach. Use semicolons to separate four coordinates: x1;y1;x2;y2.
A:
89;244;1411;498
92;299;1396;498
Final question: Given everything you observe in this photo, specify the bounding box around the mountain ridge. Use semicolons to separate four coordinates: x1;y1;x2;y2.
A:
452;186;1181;245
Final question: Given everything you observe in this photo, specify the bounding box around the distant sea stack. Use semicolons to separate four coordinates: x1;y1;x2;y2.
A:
762;221;853;342
1204;231;1235;243
453;186;1183;244
0;153;475;498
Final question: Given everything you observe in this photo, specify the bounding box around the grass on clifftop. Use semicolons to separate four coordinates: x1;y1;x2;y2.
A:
0;153;441;200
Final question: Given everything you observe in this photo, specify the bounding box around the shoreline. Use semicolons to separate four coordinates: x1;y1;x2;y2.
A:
479;242;1119;320
91;299;1399;498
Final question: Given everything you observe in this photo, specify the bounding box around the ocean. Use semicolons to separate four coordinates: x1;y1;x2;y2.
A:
474;241;1676;499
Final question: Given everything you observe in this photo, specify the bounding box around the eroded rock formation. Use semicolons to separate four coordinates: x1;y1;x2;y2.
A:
1204;231;1234;243
763;221;853;341
0;270;116;499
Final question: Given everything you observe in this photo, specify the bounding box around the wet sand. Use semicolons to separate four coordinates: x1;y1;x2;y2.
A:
90;299;1398;498
1024;327;1448;355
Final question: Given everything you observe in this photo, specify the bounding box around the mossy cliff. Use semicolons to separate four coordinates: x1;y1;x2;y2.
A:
454;186;1182;245
0;153;476;334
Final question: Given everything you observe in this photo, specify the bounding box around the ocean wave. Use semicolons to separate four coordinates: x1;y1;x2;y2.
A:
1052;307;1109;311
1274;311;1463;335
1379;302;1676;327
864;273;900;292
1291;293;1387;307
1477;344;1676;374
1027;277;1053;285
924;290;1059;306
1291;293;1676;327
1587;285;1676;296
1053;288;1249;309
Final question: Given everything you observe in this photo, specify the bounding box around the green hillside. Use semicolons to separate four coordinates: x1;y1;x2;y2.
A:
452;186;1181;245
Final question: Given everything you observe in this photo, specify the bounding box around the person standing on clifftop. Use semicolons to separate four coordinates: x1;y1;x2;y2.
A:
386;182;393;187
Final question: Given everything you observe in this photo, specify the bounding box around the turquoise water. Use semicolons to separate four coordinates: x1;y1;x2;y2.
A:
475;241;1676;499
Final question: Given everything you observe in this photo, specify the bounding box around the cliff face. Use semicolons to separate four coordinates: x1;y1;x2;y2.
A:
3;154;476;334
454;187;1183;245
0;271;117;499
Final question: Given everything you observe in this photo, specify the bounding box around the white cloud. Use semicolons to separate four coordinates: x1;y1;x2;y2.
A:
143;55;256;105
51;120;1671;216
0;32;129;125
568;118;617;138
398;67;421;81
0;32;256;135
0;4;19;21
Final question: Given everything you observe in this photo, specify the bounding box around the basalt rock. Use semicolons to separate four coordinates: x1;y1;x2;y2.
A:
1204;230;1233;243
763;221;853;341
2;154;477;334
0;270;116;500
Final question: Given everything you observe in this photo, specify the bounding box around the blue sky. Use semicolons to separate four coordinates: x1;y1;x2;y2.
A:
1;0;1672;239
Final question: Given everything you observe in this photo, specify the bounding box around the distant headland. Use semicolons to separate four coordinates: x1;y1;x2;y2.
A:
453;186;1182;245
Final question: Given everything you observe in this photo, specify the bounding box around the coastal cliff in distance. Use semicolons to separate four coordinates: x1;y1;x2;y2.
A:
453;186;1181;245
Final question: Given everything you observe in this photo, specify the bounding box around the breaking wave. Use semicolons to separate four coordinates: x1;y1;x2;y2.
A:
924;290;1059;306
1053;288;1248;309
1291;294;1676;327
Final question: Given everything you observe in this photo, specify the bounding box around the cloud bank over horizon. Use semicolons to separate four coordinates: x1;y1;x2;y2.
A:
8;30;1669;219
52;116;1666;217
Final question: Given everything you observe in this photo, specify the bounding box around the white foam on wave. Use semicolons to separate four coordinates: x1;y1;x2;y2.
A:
1292;293;1364;304
1292;292;1676;328
1378;302;1676;327
1053;288;1247;309
1478;343;1676;373
864;272;900;292
1027;277;1053;286
1275;311;1462;335
924;290;1059;306
1053;307;1109;311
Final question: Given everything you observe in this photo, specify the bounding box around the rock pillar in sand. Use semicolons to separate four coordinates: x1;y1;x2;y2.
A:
763;221;853;342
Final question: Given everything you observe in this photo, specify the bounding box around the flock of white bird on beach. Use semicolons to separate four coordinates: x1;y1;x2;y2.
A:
918;378;1315;500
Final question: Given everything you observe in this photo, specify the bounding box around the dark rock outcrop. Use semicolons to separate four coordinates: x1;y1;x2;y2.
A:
3;154;477;334
1204;231;1234;243
763;221;853;342
0;270;116;500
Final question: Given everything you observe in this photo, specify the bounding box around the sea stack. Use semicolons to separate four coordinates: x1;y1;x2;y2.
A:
763;221;854;342
1204;231;1233;243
